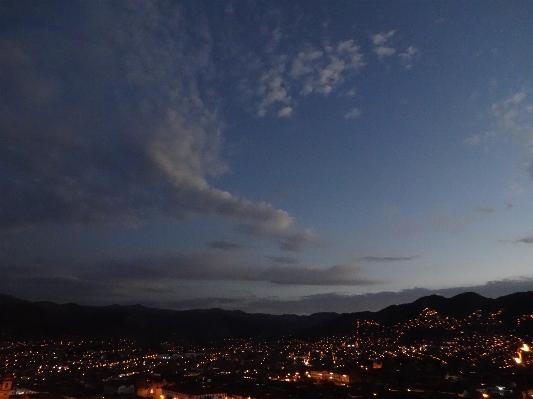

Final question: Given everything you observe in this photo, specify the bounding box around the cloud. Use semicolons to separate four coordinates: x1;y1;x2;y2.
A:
345;88;357;97
276;228;317;252
344;107;362;119
256;66;292;117
208;240;243;251
278;106;293;117
0;1;310;248
502;236;533;244
491;91;533;148
291;48;324;78
248;38;364;116
267;256;299;264
239;24;416;117
374;46;396;58
528;163;533;180
0;254;375;305
4;256;532;314
302;40;365;96
386;206;477;235
476;206;496;214
372;30;396;58
372;30;396;46
272;187;293;201
264;264;375;286
359;255;419;262
463;131;495;147
236;223;317;252
398;46;418;69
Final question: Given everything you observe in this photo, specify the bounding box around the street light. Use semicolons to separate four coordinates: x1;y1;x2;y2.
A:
514;343;530;399
515;344;531;365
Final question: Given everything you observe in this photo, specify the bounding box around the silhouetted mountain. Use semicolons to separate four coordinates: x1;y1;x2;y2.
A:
0;294;337;344
306;291;533;339
1;291;532;345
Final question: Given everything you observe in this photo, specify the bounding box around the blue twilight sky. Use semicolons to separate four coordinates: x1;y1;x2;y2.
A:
2;0;533;314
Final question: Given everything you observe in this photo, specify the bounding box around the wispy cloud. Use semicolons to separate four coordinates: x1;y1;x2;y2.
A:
491;91;533;148
236;223;317;252
248;38;365;117
278;106;293;117
372;30;396;58
238;23;417;118
476;206;496;214
344;107;362;119
0;254;376;299
500;236;533;244
398;46;418;69
257;66;292;117
463;131;495;147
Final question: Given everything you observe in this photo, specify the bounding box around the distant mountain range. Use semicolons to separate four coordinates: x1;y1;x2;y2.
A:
1;291;532;345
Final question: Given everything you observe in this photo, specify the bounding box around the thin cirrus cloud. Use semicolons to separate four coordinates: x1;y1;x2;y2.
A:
0;1;313;250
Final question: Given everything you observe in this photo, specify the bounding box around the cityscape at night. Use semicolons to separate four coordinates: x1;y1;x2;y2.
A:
1;292;533;398
2;0;533;398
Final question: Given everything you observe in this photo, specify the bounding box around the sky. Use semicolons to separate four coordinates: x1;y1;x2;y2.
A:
1;0;533;314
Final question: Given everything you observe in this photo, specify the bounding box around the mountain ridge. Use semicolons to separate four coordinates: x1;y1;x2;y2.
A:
1;291;532;344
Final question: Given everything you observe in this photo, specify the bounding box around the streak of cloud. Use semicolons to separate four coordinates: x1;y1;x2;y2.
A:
500;236;533;244
0;254;376;301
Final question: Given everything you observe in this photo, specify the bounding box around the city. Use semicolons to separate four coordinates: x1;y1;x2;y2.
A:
2;304;533;399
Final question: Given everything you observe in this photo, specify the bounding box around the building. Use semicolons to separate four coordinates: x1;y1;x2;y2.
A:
306;370;351;385
103;380;135;395
0;376;12;399
137;380;167;399
162;385;226;399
